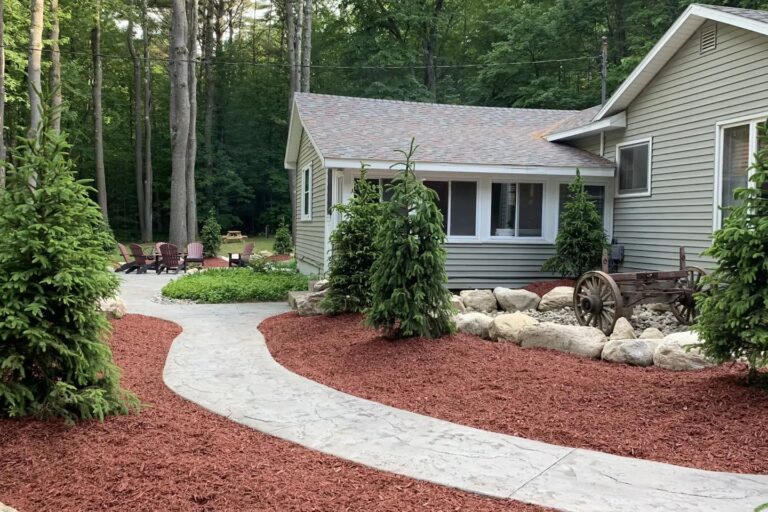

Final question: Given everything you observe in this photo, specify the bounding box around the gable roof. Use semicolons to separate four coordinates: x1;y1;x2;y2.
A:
594;3;768;121
284;93;614;173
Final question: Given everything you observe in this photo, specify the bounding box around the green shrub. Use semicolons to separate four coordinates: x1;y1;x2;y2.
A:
323;165;385;314
161;268;309;303
695;123;768;385
365;140;454;339
272;217;293;255
0;120;138;421
200;209;222;257
542;170;607;277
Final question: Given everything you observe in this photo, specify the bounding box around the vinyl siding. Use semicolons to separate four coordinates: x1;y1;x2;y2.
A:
295;130;326;273
575;22;768;272
446;243;556;289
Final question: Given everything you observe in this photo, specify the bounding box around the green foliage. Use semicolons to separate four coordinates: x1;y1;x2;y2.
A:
323;165;386;314
0;122;137;422
200;209;222;258
695;124;768;384
272;217;293;255
542;170;607;278
364;141;454;339
161;268;309;303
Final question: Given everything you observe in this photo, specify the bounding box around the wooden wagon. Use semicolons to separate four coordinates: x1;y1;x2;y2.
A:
573;247;707;335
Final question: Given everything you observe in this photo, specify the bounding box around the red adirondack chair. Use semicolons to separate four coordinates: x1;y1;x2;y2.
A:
128;243;154;274
157;243;186;274
115;243;137;273
229;243;254;267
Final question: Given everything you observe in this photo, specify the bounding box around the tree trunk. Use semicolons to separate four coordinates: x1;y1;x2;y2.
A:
27;0;44;140
185;0;198;242
49;0;61;133
422;0;443;101
127;11;146;239
169;0;190;248
0;0;6;189
300;0;312;92
203;0;215;173
142;0;153;242
286;0;298;241
91;0;108;221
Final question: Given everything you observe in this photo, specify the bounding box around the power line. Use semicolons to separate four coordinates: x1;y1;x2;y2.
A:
5;44;600;70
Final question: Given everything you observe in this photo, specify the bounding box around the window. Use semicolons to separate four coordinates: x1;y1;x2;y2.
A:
557;184;606;228
424;180;477;237
301;166;312;221
490;182;543;238
362;178;394;202
326;169;334;215
616;139;651;196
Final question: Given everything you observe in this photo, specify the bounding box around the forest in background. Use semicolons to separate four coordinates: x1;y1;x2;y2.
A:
2;0;767;241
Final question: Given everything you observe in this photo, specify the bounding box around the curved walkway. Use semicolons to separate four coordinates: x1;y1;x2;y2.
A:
120;274;768;512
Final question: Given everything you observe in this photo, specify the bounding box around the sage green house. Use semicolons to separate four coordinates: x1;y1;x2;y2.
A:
284;4;768;288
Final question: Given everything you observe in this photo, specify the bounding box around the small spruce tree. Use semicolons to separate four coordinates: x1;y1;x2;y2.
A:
200;209;222;257
322;165;385;314
695;123;768;385
0;118;138;421
272;217;293;255
365;140;454;339
542;170;607;277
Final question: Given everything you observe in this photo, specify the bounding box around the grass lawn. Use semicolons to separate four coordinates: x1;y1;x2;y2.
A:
161;267;309;303
112;236;277;264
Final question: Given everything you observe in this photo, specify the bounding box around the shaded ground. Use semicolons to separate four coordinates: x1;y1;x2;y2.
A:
0;315;546;512
262;312;768;475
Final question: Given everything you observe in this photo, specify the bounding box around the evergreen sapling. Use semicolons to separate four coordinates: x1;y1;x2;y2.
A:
272;217;293;255
200;209;222;257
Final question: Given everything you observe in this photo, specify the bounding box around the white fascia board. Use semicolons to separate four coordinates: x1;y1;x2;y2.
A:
545;112;627;141
283;102;302;170
323;158;614;177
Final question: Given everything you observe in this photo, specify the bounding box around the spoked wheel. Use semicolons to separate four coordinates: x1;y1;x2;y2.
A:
670;266;707;325
573;271;623;335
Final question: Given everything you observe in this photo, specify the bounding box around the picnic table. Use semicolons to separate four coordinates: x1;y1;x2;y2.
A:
222;230;247;243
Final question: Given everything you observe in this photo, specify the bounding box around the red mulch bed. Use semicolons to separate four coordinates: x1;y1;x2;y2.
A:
268;254;292;262
262;313;768;475
0;315;546;512
523;279;576;297
203;257;228;267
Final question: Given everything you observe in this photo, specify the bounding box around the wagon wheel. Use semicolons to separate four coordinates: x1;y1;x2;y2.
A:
670;266;707;325
573;271;624;336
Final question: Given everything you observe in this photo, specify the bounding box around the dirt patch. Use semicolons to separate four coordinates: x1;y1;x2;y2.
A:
523;279;576;297
262;312;768;475
0;315;546;512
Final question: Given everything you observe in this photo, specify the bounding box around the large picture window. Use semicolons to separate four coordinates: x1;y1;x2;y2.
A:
424;180;477;237
616;139;651;197
716;119;766;226
490;182;543;238
301;165;312;221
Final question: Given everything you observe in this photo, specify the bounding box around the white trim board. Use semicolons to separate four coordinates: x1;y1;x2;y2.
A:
545;112;627;142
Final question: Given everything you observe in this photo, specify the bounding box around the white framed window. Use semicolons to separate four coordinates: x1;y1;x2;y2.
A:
714;114;767;229
300;165;312;221
423;180;478;238
557;183;606;227
616;138;652;197
489;181;544;238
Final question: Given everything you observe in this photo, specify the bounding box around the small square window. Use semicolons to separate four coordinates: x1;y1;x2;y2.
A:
617;140;651;196
301;166;312;221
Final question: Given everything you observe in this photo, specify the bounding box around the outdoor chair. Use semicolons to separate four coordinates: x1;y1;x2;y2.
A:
115;243;137;273
128;243;154;274
186;242;204;267
157;243;186;274
229;243;254;267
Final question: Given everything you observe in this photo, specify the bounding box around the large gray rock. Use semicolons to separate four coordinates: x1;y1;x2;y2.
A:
99;297;127;319
287;290;310;310
459;289;497;313
0;503;18;512
653;331;715;371
455;312;493;339
489;312;539;344
538;286;574;311
609;317;636;340
313;279;330;292
450;295;466;314
602;339;656;366
519;322;606;358
296;289;328;317
493;287;540;312
639;327;664;340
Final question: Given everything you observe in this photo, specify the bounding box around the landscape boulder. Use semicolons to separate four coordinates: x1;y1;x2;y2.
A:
459;289;497;313
313;279;330;292
609;317;636;340
455;312;493;339
493;287;540;312
601;339;656;366
258;250;275;258
489;312;539;344
639;327;664;340
296;290;329;316
99;297;127;320
450;295;466;314
519;322;606;358
538;286;574;311
653;331;715;371
287;290;311;310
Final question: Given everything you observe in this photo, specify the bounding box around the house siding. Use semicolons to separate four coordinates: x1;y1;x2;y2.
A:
295;130;326;274
574;22;768;272
446;243;556;289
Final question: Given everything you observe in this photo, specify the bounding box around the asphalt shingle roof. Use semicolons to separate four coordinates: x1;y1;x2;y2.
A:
294;93;614;169
701;4;768;24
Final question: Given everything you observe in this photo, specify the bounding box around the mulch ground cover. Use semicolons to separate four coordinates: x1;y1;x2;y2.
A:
261;312;768;475
0;315;547;512
523;279;575;297
202;257;228;267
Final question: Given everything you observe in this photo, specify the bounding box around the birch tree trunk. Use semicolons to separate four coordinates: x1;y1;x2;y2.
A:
203;0;215;174
49;0;61;133
142;0;153;241
285;0;298;240
169;0;190;248
91;0;108;221
300;0;311;92
0;0;6;189
27;0;44;140
185;0;198;241
127;11;146;239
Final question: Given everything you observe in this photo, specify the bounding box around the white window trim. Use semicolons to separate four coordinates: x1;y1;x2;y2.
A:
554;179;614;240
486;179;547;242
425;179;480;242
300;165;312;221
615;137;653;198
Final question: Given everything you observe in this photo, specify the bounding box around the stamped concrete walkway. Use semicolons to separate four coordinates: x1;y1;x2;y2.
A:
121;274;768;512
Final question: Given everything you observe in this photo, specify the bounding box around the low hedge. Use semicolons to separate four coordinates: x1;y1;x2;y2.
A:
161;268;309;303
